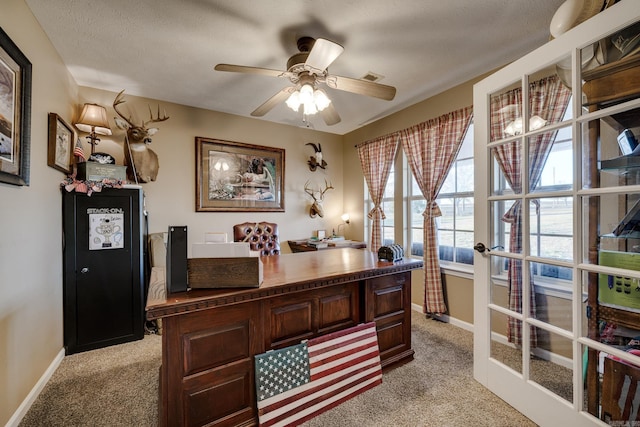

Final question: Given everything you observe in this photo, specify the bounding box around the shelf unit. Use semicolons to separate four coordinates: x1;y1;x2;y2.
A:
583;51;640;420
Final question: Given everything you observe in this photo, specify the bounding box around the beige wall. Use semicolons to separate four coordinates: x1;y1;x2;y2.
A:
76;87;345;252
1;1;79;423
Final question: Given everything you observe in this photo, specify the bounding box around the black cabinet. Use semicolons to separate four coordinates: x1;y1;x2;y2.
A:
62;187;145;354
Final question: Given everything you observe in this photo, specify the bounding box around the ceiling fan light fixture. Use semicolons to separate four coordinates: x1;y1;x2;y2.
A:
304;101;318;115
285;91;301;111
313;89;331;111
299;83;314;103
286;84;332;116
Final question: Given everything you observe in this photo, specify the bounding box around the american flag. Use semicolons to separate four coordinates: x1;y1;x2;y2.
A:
73;138;86;163
255;322;382;427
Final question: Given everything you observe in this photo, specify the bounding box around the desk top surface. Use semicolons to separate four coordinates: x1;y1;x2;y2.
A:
146;248;422;320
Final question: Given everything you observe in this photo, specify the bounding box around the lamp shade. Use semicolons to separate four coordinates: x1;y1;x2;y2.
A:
75;103;112;135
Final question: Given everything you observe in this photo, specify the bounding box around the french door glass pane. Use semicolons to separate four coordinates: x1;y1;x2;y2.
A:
581;194;640;264
580;106;640;191
492;200;520;254
530;327;573;404
530;261;573;330
529;197;573;261
490;81;523;143
491;140;521;196
490;310;523;374
490;256;516;312
529;128;573;192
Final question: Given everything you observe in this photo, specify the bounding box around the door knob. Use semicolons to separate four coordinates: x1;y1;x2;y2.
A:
473;243;490;253
80;267;89;274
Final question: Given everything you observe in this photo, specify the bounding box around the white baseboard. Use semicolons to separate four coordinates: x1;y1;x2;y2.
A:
6;348;65;427
411;303;474;333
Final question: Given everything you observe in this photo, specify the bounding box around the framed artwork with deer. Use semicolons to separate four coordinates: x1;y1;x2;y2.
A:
195;137;285;212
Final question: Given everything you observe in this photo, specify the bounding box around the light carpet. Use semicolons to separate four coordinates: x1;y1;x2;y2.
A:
20;311;536;426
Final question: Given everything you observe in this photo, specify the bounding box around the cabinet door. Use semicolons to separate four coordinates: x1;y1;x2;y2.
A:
162;301;262;427
63;189;144;353
365;272;412;366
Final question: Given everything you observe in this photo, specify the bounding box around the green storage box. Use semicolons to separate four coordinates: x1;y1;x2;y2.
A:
77;162;127;181
599;250;640;312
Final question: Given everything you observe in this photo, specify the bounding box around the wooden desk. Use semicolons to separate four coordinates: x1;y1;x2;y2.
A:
147;249;422;427
288;239;367;252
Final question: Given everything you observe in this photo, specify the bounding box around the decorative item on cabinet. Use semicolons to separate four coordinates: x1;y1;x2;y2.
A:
113;90;169;184
74;103;112;155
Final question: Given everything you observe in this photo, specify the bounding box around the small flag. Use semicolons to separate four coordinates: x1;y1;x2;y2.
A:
255;322;382;427
73;138;86;163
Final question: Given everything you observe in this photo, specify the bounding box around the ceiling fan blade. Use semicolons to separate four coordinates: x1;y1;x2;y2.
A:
320;103;341;126
251;87;296;117
215;64;286;78
304;38;344;73
328;75;396;101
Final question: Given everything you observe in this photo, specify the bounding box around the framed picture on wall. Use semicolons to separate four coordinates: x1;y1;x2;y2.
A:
47;113;75;174
196;137;285;212
0;26;32;186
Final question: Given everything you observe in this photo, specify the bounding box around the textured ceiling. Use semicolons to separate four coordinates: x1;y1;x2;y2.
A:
25;0;565;135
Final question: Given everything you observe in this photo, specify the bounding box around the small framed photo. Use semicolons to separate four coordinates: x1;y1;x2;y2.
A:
47;113;75;174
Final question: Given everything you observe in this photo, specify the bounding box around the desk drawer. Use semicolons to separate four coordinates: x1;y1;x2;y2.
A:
265;282;359;349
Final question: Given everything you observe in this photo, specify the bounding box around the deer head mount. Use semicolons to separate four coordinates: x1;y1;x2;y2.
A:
305;142;327;171
304;179;334;218
113;90;169;183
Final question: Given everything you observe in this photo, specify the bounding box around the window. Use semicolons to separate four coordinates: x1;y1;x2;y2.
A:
364;163;396;247
408;122;475;266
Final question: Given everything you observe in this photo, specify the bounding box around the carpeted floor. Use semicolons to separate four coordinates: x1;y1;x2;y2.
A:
19;311;538;426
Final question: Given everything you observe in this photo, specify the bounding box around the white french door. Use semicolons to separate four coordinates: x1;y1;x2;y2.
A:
473;2;640;426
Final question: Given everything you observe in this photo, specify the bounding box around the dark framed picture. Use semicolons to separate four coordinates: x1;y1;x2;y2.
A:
47;113;75;174
196;137;285;212
0;26;32;186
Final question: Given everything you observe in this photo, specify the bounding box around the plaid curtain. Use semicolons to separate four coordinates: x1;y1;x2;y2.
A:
357;134;399;253
401;106;473;315
490;75;571;346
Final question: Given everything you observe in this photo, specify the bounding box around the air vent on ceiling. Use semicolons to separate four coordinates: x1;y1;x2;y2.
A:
361;71;383;82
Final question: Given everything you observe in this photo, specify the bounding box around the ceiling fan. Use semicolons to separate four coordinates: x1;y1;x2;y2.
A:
214;37;397;126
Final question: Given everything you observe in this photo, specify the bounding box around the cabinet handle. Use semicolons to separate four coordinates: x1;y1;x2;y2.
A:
80;267;89;274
